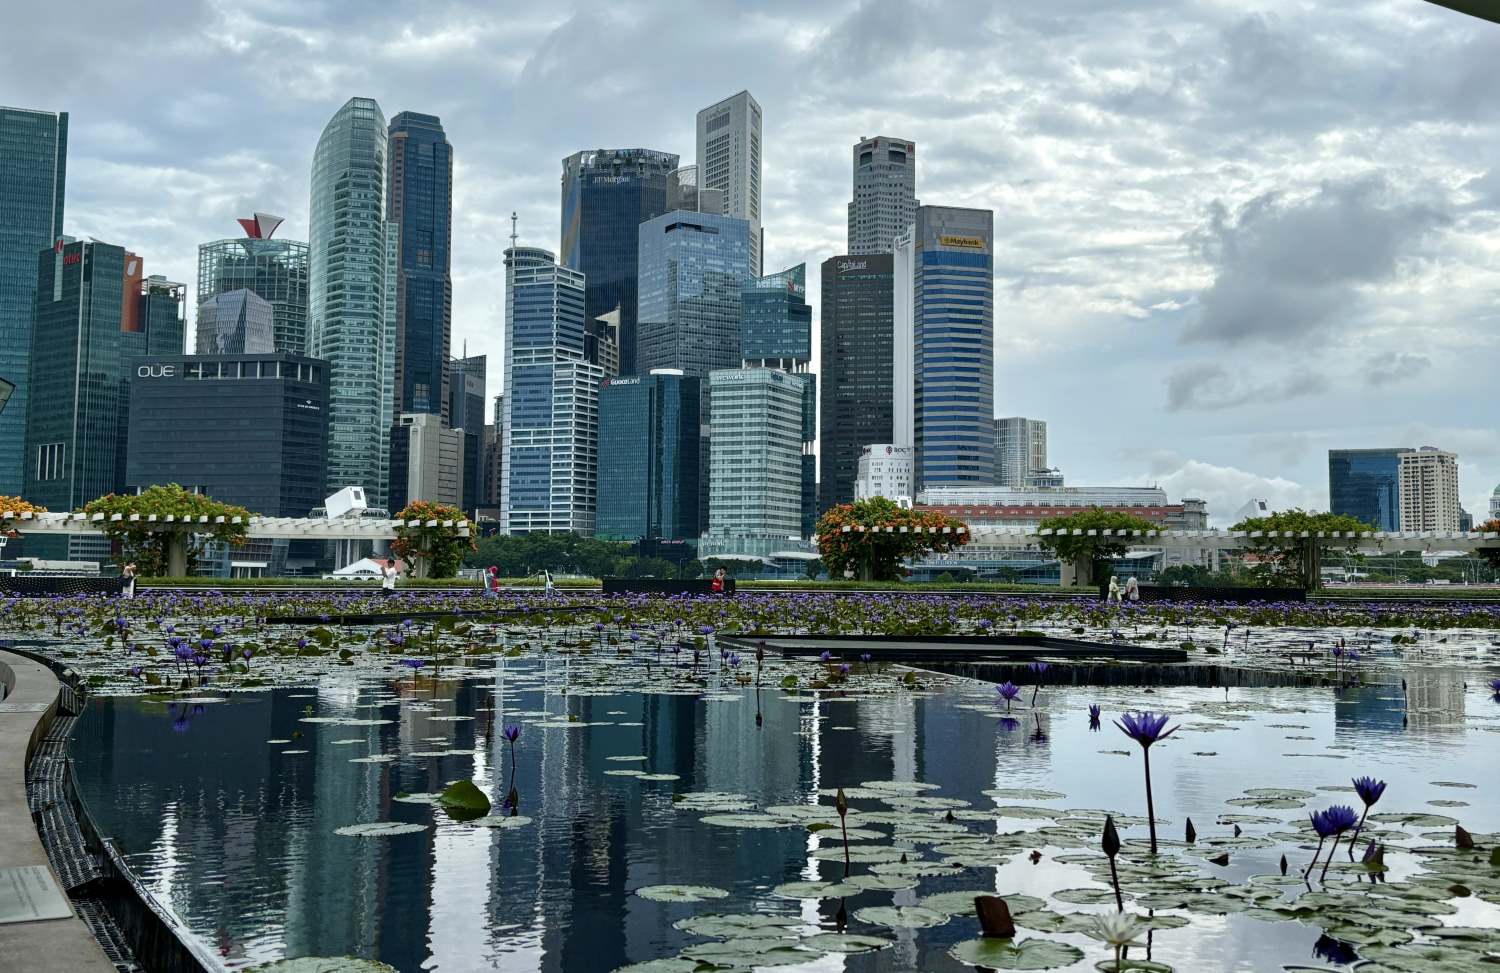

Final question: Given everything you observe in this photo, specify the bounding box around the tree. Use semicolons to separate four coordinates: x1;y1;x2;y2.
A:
815;497;969;582
1231;509;1374;591
1477;519;1500;569
392;500;476;578
1035;509;1162;588
84;484;251;576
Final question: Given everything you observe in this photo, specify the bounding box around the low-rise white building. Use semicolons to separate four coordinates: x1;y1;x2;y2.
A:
855;444;914;504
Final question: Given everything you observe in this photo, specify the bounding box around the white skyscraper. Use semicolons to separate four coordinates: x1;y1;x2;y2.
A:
892;228;915;450
695;91;763;274
994;417;1048;488
309;96;396;507
848;136;918;255
1398;447;1461;531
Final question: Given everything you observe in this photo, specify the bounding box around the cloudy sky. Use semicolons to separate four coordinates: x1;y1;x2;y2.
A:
5;0;1497;523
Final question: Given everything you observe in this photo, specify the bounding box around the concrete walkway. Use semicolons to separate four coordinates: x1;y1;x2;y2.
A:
0;650;115;971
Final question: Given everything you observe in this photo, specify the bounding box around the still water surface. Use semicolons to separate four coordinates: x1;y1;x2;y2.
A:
71;658;1500;972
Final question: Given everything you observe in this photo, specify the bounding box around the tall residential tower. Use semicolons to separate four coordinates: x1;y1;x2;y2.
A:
309;97;396;506
0;106;67;494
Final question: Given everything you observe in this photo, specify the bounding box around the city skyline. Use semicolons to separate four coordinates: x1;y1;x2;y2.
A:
3;2;1498;521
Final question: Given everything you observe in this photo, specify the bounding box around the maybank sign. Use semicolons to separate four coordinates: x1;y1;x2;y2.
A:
938;234;985;250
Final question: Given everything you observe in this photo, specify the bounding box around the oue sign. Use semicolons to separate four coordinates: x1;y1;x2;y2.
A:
137;364;176;379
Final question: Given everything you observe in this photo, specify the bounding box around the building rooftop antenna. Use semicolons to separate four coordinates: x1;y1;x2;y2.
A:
509;212;518;249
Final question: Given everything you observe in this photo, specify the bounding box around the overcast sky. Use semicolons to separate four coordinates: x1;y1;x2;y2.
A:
4;0;1497;523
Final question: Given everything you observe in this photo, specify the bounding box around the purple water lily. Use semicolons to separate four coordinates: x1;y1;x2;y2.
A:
1115;712;1179;854
1347;776;1386;857
1027;660;1049;707
1306;804;1359;880
819;650;833;663
1088;704;1101;731
1489;677;1500;698
996;681;1021;713
502;724;521;811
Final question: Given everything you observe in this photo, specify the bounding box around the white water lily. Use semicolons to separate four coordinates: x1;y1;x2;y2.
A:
1092;910;1146;948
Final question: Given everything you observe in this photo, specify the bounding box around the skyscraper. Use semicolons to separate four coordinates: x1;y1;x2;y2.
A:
447;354;486;516
695;91;763;274
818;253;894;510
0;106;67;495
388;412;465;510
1328;447;1407;532
197;215;309;356
894;206;995;487
309;97;396;506
500;246;600;534
25;241;181;558
195;289;275;355
595;370;701;543
994;417;1047;488
739;263;816;533
387;112;453;420
707;368;807;540
848;136;917;255
560;148;677;375
1398;447;1461;532
636;210;754;380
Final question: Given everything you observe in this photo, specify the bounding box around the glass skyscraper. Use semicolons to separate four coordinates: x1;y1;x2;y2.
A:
25;242;181;558
740;263;811;367
636;210;753;381
447;354;486;516
818;253;894;511
560;148;677;376
197;220;309;356
501;246;600;534
309;97;395;507
0;106;67;495
387;112;453;420
848;136;918;255
895;206;995;487
1329;448;1408;532
595;370;701;543
195;289;275;355
707;368;809;540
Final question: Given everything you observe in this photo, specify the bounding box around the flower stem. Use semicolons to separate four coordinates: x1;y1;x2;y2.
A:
1347;807;1369;860
1143;746;1159;854
1303;836;1325;880
1321;834;1341;881
1108;856;1123;911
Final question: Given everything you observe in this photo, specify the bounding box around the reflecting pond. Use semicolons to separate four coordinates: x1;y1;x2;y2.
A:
70;645;1500;973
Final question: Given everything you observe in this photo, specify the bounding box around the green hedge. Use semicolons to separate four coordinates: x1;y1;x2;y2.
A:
134;576;1078;594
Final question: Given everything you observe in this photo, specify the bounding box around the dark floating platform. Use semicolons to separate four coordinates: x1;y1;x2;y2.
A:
722;633;1187;664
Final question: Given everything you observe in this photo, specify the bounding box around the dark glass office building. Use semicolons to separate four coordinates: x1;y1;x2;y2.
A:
740;263;811;366
388;112;453;419
447;354;486;516
125;353;329;518
1329;448;1408;532
595;371;700;543
818;253;894;510
560;148;677;376
0;106;67;495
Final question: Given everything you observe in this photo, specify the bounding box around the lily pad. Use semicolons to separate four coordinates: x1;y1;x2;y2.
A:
334;822;428;837
469;815;533;829
949;937;1086;969
246;959;399;973
801;933;890;953
852;905;948;929
635;884;730;903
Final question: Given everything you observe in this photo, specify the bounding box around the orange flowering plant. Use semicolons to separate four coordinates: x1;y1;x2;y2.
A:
815;497;968;582
391;500;475;579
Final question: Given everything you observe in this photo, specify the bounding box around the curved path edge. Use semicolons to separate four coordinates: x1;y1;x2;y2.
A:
0;650;116;971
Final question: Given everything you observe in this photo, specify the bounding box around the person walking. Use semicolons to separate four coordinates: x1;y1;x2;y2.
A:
484;565;500;599
381;558;400;596
1125;576;1140;602
1106;575;1122;603
122;562;137;600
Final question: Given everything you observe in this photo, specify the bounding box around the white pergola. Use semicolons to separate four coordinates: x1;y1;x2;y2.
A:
835;523;1500;553
2;511;470;541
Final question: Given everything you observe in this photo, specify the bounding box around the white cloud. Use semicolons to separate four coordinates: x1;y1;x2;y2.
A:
1143;459;1321;526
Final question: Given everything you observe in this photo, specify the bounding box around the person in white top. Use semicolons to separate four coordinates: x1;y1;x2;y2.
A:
381;559;400;594
543;569;554;598
1125;576;1140;602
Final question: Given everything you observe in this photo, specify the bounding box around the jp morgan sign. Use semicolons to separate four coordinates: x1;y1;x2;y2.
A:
136;363;177;379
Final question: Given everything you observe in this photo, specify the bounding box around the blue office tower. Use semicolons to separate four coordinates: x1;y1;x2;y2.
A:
896;206;995;486
388;112;453;420
1329;448;1408;531
0;106;67;495
636;211;753;380
595;371;701;543
560;149;677;375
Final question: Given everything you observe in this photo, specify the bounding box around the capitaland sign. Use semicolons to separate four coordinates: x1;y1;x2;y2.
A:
938;234;985;249
836;259;868;273
136;364;177;378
